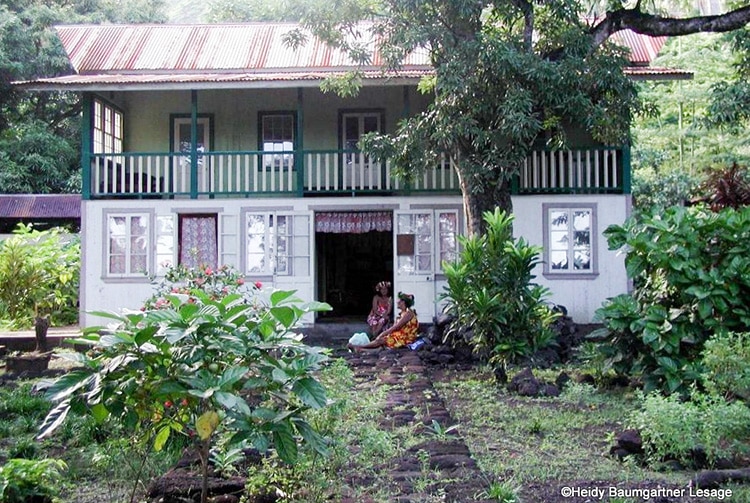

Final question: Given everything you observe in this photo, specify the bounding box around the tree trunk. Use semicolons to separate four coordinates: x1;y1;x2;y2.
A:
34;316;50;353
458;170;513;237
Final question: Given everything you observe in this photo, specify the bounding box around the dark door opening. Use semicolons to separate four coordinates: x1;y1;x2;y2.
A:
316;230;393;320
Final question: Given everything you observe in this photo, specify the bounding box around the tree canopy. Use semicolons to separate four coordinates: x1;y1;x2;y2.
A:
0;0;166;194
286;0;750;234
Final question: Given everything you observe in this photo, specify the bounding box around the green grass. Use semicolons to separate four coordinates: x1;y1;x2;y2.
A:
433;367;692;486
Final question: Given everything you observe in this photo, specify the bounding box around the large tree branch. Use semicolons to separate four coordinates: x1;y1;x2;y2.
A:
590;5;750;47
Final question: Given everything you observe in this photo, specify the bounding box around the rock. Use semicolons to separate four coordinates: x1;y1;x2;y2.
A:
555;371;571;390
539;383;560;397
609;429;644;460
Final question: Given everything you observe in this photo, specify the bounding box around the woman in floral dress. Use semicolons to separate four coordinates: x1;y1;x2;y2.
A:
350;292;419;351
366;280;392;337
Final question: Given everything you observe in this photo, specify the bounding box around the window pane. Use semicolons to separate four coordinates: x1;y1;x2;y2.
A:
573;210;591;231
574;250;591;270
363;115;379;134
550;250;568;270
550;210;568;231
109;255;126;274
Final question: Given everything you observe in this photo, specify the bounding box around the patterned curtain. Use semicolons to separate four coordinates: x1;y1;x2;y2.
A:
315;211;392;233
180;215;218;269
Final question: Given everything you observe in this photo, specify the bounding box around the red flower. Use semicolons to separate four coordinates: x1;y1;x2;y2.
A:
181;398;189;407
164;400;173;408
254;281;263;289
236;278;245;285
205;267;213;275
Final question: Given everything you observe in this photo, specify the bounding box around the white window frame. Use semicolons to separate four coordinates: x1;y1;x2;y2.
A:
93;98;123;155
395;209;459;275
243;211;310;277
104;211;151;279
259;112;296;170
543;203;598;278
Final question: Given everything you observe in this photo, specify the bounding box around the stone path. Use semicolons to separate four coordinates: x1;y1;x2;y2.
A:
338;347;495;503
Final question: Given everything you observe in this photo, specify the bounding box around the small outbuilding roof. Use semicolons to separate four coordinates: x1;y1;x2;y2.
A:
0;194;82;220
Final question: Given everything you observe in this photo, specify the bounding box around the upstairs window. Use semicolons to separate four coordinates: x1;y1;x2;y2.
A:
259;113;295;170
93;98;123;154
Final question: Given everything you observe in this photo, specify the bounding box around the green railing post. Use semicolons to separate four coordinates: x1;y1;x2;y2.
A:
296;88;305;197
81;93;92;200
622;144;632;194
190;90;198;199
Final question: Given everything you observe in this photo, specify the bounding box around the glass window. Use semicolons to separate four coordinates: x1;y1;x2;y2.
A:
92;98;123;154
546;206;594;274
260;113;295;170
106;214;149;276
245;212;309;276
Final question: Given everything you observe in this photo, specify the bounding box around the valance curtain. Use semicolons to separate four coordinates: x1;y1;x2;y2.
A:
315;211;392;233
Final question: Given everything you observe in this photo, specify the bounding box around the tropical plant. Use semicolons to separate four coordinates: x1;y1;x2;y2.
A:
0;458;67;503
701;331;750;402
0;224;80;328
594;204;750;393
441;208;558;368
38;267;332;503
630;390;750;468
698;163;750;210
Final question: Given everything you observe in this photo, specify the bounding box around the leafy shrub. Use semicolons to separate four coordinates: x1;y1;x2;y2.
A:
0;224;80;328
630;391;750;468
0;458;67;503
594;205;750;393
39;265;331;503
701;331;750;401
441;208;558;366
632;166;700;214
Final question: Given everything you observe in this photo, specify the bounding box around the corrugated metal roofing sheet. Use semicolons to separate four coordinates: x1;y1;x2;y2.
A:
56;23;430;74
14;23;685;90
0;195;81;219
610;30;666;65
55;23;661;74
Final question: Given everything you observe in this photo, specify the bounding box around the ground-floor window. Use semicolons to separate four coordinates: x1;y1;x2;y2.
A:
244;212;310;276
178;214;218;269
543;203;597;277
105;212;149;277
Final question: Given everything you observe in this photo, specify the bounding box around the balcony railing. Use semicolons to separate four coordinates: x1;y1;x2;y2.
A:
84;147;628;199
517;147;628;194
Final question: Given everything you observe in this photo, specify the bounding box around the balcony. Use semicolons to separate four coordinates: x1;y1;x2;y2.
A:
84;147;629;199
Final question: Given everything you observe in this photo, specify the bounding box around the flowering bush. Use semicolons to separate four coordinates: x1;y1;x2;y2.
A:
143;263;260;310
39;264;331;503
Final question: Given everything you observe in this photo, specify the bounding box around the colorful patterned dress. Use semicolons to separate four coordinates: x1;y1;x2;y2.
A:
384;310;419;348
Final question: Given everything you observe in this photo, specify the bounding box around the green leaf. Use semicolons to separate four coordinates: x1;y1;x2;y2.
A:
272;423;298;464
270;306;296;328
292;377;327;409
37;399;72;440
154;425;171;451
214;391;251;415
270;290;297;305
90;403;109;423
218;366;249;387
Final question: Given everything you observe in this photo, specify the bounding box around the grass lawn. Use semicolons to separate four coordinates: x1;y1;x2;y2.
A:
1;349;750;502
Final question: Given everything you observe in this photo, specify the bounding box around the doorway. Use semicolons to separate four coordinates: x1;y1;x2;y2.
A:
315;211;393;320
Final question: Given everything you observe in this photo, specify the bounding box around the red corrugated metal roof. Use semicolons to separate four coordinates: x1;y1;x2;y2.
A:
0;195;81;219
610;30;667;65
55;23;430;74
14;23;685;90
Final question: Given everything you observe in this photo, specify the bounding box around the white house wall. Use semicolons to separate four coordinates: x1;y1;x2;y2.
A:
80;193;630;328
512;194;631;323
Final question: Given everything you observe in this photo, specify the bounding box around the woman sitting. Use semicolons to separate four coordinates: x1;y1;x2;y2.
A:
366;280;392;337
349;292;418;351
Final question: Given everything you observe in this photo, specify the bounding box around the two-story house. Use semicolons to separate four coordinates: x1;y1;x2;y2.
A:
16;23;689;327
